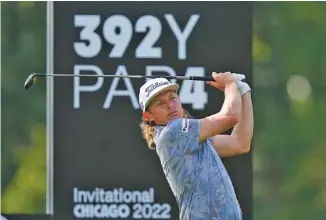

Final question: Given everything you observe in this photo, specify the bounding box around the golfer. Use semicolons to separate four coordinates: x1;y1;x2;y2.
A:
138;72;253;220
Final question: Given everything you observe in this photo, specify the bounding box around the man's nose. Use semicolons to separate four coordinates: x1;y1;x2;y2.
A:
167;100;175;109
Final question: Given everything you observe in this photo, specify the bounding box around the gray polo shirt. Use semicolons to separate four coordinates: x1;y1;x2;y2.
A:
154;118;242;220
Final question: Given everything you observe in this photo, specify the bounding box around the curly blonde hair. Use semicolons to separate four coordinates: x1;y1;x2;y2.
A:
139;109;191;150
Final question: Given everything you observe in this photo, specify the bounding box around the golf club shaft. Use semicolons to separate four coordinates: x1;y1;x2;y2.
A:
33;73;214;81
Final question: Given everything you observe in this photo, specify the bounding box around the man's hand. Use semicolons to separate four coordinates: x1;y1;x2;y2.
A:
207;71;251;96
206;72;237;91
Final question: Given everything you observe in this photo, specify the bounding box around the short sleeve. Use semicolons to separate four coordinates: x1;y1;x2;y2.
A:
157;118;202;155
207;137;215;145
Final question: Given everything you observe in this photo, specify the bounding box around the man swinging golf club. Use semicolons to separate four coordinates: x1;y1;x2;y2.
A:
139;71;254;220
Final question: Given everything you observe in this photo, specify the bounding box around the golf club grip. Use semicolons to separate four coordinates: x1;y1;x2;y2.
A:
189;76;214;81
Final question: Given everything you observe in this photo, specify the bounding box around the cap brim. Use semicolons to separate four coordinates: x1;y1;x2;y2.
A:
144;84;179;111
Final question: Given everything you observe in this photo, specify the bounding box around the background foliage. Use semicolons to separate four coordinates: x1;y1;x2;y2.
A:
2;2;326;219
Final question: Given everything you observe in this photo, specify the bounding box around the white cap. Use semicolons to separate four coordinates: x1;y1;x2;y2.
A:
139;78;179;112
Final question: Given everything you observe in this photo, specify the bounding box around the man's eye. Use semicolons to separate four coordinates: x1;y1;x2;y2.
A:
156;102;163;106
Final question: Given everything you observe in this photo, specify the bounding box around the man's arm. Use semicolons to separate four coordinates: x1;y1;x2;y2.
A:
198;72;242;142
211;91;254;157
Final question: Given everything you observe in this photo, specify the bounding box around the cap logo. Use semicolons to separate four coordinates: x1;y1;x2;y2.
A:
140;102;144;110
144;81;169;97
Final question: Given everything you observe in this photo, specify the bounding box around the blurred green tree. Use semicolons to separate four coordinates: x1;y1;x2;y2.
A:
253;2;326;220
1;1;46;213
1;124;46;213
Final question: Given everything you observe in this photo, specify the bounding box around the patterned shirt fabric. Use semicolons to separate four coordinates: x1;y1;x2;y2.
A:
154;118;242;220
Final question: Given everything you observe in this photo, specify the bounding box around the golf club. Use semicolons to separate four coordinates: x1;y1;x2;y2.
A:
24;72;245;90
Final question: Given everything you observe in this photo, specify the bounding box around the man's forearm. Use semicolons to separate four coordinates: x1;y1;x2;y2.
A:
231;92;254;149
220;81;242;119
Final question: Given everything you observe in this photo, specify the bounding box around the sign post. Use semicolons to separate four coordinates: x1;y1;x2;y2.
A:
48;2;253;219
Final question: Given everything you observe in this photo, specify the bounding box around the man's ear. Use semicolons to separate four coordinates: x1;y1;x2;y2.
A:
142;111;153;121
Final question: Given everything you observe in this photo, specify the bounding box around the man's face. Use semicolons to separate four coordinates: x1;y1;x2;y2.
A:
143;90;184;125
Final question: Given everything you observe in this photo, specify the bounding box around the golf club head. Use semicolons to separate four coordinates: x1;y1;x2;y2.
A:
24;73;38;90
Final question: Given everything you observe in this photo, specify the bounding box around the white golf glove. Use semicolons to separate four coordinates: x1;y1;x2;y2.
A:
232;73;246;81
232;73;251;96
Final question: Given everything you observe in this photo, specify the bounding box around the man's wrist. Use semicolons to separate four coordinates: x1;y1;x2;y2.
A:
224;80;238;92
